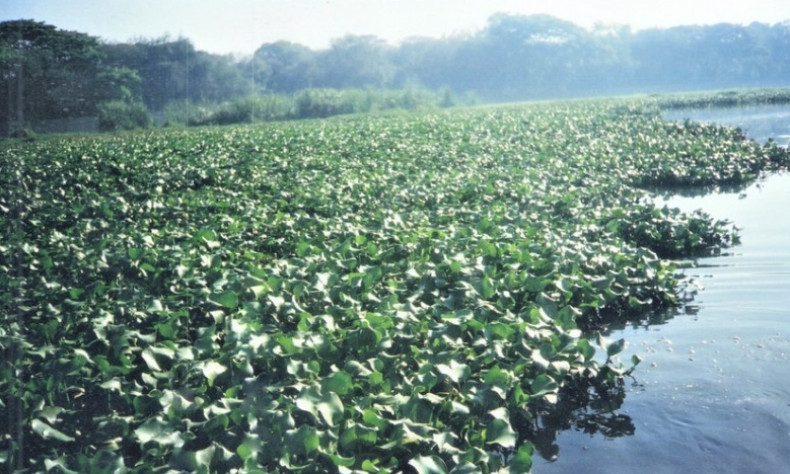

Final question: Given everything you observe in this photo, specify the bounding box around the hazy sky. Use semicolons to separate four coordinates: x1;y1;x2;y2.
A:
2;0;789;55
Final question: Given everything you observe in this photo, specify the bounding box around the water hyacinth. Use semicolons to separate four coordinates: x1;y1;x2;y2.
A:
1;94;788;472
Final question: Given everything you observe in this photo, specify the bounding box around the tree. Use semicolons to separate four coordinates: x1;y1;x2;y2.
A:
252;41;316;93
389;36;459;89
188;51;250;102
95;66;143;103
103;37;251;110
0;20;105;134
315;35;394;89
765;22;790;83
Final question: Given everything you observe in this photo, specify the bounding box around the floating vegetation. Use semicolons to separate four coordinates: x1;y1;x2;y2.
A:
1;95;788;472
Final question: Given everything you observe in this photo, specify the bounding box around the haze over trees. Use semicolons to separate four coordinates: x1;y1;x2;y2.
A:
0;20;142;134
2;14;790;133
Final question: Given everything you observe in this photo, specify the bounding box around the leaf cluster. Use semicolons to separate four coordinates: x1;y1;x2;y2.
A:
1;97;787;472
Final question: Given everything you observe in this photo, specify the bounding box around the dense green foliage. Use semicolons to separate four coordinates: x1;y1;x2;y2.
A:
1;97;788;472
97;101;153;132
166;88;460;127
0;20;142;136
5;14;790;136
240;16;790;101
99;15;790;107
102;37;250;112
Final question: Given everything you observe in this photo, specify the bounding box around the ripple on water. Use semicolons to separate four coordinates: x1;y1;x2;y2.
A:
536;171;790;473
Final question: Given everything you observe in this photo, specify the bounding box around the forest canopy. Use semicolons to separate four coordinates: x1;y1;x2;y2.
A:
2;14;790;133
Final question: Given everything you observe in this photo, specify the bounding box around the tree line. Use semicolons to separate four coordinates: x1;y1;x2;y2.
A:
2;14;790;134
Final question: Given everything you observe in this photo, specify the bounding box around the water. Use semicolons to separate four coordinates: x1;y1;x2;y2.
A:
663;104;790;147
533;107;790;473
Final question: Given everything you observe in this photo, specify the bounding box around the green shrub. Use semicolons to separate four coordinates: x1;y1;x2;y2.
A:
97;100;152;131
164;87;459;128
251;94;294;121
294;88;356;118
7;126;37;141
293;87;445;119
173;95;295;126
201;98;254;125
163;100;198;126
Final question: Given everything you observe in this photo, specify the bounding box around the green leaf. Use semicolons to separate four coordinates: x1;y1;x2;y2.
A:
72;348;93;364
362;409;388;430
286;425;320;455
484;366;511;387
134;417;183;447
68;287;84;300
43;458;80;474
31;419;74;442
201;360;228;386
479;276;495;299
408;455;448;474
36;406;65;424
156;321;176;338
509;443;534;473
606;337;626;357
441;308;474;325
195;445;216;467
100;379;122;392
236;440;255;461
449;462;480;474
147;299;164;313
295;386;344;427
276;335;299;355
321;370;353;396
435;360;470;384
141;347;161;371
134;417;167;444
339;422;378;450
530;374;558;397
479;240;497;257
485;407;517;448
209;290;239;309
327;452;357;468
577;338;596;360
196;228;220;249
524;277;546;292
128;247;144;261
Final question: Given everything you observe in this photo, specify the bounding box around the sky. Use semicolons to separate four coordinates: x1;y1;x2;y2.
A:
2;0;789;56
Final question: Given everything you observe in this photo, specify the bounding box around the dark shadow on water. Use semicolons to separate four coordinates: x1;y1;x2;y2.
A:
525;135;788;464
642;179;754;199
516;376;637;462
599;304;699;334
523;298;707;461
534;182;749;463
519;107;790;468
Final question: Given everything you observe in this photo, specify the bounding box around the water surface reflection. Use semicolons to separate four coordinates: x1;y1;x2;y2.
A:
663;104;790;147
534;172;790;473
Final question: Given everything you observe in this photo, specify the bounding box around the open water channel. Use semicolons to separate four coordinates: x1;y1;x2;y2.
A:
533;105;790;473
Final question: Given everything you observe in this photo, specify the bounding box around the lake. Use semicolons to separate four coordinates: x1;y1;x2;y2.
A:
664;104;790;147
533;106;790;473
